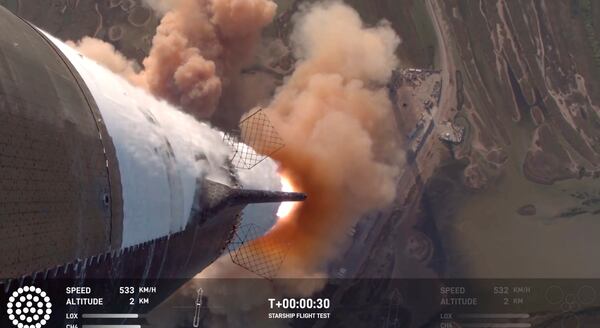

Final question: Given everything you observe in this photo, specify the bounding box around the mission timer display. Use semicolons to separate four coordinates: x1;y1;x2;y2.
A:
267;298;331;320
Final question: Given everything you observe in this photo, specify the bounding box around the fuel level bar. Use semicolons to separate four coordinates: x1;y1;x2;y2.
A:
82;325;141;328
459;324;531;328
81;314;140;319
458;313;531;319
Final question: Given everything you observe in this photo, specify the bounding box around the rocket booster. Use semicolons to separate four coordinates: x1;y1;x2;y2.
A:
0;6;303;282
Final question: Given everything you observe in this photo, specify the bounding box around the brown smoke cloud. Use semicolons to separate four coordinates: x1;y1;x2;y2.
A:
252;1;403;276
69;0;276;119
139;0;276;118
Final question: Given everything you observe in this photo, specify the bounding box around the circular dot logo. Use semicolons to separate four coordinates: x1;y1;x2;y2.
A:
6;286;52;328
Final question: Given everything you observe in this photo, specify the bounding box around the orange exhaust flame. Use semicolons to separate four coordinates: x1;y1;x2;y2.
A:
276;174;299;219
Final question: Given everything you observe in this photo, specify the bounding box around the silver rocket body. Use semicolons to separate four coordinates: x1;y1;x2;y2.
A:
0;6;304;288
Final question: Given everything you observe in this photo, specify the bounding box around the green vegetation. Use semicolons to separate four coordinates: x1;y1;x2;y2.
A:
409;0;437;67
343;0;438;68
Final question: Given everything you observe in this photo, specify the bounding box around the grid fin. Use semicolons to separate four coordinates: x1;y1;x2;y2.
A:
227;224;290;279
223;108;285;169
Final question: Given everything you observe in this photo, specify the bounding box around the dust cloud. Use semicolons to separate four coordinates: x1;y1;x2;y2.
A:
260;1;402;276
69;0;276;119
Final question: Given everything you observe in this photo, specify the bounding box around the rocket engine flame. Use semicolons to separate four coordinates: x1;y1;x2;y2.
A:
276;174;298;219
